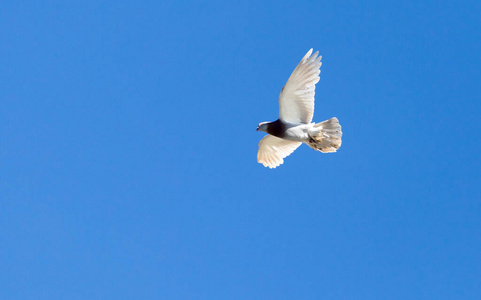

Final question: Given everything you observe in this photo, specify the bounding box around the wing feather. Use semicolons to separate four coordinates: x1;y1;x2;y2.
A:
278;49;322;124
257;135;302;169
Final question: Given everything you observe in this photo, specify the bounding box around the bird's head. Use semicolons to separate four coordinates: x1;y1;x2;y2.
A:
257;122;269;132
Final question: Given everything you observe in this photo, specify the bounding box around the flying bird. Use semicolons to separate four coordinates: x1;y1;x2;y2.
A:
257;49;342;168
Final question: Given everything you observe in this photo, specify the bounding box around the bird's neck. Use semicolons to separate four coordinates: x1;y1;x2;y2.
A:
266;119;286;138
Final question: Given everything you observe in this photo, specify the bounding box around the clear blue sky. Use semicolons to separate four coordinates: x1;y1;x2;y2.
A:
1;1;480;299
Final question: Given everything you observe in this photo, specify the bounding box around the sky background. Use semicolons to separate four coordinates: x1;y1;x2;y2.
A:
1;1;481;299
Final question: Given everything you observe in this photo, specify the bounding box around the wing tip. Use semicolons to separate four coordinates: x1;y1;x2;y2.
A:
303;49;323;64
257;156;282;169
303;49;314;61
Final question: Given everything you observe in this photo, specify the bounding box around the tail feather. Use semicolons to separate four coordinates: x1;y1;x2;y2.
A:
307;117;342;153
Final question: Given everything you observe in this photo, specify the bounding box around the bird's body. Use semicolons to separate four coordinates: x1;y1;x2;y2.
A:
256;49;342;168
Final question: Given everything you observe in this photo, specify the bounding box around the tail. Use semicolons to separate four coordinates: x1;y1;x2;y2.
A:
307;117;342;153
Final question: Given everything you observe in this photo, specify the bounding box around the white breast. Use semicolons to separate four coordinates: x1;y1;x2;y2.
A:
282;123;311;142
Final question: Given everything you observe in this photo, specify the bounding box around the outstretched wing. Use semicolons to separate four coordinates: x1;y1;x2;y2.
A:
257;135;302;169
278;49;322;124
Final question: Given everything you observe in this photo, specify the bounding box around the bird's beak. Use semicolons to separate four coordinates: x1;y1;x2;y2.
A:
256;126;259;131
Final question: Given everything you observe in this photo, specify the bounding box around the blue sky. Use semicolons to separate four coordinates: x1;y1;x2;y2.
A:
1;1;480;299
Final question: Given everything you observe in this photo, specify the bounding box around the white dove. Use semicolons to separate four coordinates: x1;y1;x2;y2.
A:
257;49;342;168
